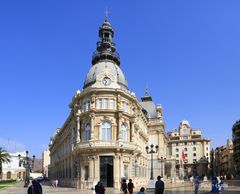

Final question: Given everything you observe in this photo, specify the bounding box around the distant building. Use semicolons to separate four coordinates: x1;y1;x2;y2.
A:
215;139;234;178
0;151;26;180
32;158;42;173
168;120;211;178
232;120;240;176
42;150;50;176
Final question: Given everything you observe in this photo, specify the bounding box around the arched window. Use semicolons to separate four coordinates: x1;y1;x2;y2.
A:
101;121;112;141
193;147;196;151
121;124;128;142
7;171;11;179
85;124;91;141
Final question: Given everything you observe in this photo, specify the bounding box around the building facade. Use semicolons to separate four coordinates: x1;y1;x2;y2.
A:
232;120;240;177
0;151;26;181
168;120;210;178
215;139;234;178
48;19;171;189
42;150;50;177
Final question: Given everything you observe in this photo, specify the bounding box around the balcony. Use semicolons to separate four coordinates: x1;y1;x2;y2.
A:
76;140;135;152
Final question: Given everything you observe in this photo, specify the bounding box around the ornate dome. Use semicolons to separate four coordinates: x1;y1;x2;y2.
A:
83;19;128;91
83;61;128;90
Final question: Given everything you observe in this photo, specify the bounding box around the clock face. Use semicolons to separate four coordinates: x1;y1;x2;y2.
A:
102;77;111;86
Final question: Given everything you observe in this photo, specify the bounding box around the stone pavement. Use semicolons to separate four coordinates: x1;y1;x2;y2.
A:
0;182;240;194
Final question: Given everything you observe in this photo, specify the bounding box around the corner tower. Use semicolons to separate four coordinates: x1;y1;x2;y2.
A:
83;19;128;91
49;19;149;190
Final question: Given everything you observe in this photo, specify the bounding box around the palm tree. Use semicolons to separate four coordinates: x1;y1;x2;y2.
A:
0;147;11;174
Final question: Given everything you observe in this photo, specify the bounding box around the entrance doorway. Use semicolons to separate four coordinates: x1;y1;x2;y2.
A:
100;156;113;187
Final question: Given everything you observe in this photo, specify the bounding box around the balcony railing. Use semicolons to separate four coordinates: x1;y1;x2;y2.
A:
77;140;135;151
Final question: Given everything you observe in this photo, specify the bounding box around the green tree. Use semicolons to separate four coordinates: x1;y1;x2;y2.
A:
0;147;11;174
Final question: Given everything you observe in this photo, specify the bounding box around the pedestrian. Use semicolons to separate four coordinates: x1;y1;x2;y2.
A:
194;176;200;194
55;179;58;187
98;182;105;194
31;180;42;194
212;177;219;194
121;178;128;194
95;181;101;194
155;176;164;194
137;187;145;194
127;179;134;194
220;176;225;194
27;180;34;194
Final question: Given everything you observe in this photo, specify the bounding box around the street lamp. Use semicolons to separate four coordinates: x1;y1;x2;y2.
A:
18;150;35;187
145;144;159;180
210;149;215;179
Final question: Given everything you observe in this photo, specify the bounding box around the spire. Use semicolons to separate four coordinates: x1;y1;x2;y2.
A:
92;15;120;66
104;7;109;21
141;83;153;102
145;81;149;96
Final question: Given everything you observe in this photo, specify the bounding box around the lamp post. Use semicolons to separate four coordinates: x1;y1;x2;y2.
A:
18;151;35;187
210;149;215;179
145;144;159;180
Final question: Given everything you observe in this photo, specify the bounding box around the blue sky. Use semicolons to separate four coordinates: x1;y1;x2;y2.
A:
0;1;240;158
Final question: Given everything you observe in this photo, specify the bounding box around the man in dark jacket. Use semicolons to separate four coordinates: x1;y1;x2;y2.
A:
155;176;164;194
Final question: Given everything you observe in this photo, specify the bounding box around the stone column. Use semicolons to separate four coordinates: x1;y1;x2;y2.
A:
130;120;135;142
170;160;176;182
89;156;94;180
76;116;80;143
114;154;120;189
90;113;95;141
118;113;122;140
94;156;99;179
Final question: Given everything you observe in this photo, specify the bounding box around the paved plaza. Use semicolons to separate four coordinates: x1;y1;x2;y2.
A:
0;182;240;194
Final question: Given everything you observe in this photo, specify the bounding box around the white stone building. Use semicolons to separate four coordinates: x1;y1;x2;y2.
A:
48;19;174;189
168;120;211;178
0;151;26;180
42;150;50;177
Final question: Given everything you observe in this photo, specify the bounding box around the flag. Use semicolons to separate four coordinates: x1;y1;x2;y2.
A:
182;149;186;161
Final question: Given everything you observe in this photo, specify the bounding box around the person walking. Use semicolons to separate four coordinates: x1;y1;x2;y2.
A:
95;181;101;194
29;180;42;194
127;179;134;194
220;176;225;194
27;180;34;194
98;182;105;194
194;176;200;194
155;176;164;194
212;177;219;194
55;179;58;187
121;179;128;194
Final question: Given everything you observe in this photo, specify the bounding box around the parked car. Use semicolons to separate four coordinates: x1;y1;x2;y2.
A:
35;176;50;182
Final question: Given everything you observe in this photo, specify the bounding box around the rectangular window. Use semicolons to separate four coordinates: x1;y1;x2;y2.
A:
104;98;108;109
84;166;89;180
98;98;102;109
121;101;125;111
176;154;179;158
193;153;196;157
176;148;179;152
84;100;90;111
110;99;115;109
125;104;129;112
124;165;128;179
